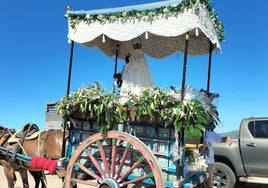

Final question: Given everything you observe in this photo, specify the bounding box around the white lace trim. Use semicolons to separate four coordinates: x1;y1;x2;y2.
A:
67;4;221;58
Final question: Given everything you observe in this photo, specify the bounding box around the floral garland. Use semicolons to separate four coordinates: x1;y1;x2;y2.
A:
66;0;224;42
56;83;220;137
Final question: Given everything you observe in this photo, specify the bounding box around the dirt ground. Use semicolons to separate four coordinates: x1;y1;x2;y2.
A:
2;166;267;188
0;167;94;188
0;166;151;188
0;166;66;188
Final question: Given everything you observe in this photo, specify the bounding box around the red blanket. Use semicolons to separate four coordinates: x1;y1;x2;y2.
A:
30;156;57;174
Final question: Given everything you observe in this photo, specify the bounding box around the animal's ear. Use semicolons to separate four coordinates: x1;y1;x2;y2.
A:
23;123;31;132
32;124;39;131
23;123;39;132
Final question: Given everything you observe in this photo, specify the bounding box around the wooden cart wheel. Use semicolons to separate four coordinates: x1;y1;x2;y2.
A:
64;130;165;188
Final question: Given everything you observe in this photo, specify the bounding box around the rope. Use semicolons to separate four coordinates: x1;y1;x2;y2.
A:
37;132;41;157
7;129;28;156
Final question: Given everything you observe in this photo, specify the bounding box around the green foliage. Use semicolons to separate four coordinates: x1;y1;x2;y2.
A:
174;99;207;138
56;82;120;135
56;83;219;138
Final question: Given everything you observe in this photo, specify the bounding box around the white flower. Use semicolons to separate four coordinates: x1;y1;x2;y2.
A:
185;151;207;171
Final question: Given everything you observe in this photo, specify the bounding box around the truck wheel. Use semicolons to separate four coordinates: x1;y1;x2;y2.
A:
213;162;236;188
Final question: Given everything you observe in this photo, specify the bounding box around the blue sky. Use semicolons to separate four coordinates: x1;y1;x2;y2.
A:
0;0;267;133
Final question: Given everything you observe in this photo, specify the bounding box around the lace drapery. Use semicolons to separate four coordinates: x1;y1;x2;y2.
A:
67;1;221;59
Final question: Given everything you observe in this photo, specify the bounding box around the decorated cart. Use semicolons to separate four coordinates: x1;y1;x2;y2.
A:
1;0;224;188
57;0;224;187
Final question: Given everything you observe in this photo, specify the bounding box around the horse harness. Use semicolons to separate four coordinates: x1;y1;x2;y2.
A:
0;127;16;147
7;123;39;161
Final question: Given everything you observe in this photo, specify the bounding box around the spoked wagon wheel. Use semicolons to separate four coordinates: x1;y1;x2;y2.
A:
64;130;164;188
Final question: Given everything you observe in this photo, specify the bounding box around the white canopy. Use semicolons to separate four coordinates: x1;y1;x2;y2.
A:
66;0;223;59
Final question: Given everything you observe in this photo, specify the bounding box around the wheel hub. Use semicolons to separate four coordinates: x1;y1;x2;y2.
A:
99;178;120;188
214;175;221;185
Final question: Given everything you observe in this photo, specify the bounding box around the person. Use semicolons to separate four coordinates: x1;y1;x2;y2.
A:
202;127;232;188
198;89;232;188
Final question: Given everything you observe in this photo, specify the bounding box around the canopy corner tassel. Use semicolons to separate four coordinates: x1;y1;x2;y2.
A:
102;34;106;43
145;31;149;39
195;28;199;37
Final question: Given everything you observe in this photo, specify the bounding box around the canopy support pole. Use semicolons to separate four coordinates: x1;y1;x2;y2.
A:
66;40;74;96
177;33;189;182
200;41;214;154
181;33;189;101
61;40;74;158
206;42;213;92
113;45;119;93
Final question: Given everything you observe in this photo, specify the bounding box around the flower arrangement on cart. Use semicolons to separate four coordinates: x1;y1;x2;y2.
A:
56;82;218;138
56;81;220;181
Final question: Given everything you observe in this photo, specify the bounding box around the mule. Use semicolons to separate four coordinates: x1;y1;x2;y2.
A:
0;126;31;188
0;124;68;188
